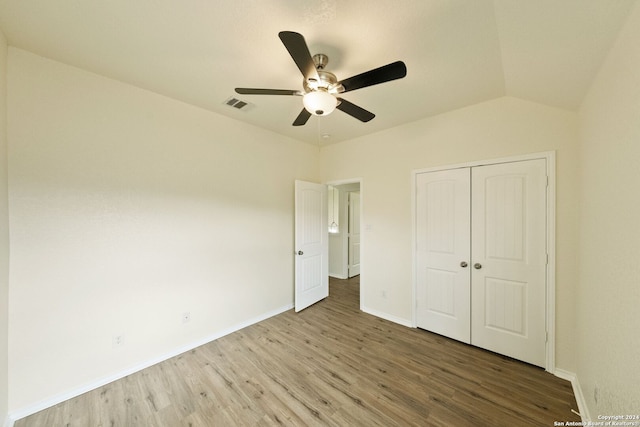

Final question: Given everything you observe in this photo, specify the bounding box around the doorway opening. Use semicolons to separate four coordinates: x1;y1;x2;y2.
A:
327;180;362;307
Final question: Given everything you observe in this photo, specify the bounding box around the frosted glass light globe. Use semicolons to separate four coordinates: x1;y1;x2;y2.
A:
303;90;337;116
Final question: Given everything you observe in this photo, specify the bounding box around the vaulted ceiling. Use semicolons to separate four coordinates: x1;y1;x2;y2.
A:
0;0;636;144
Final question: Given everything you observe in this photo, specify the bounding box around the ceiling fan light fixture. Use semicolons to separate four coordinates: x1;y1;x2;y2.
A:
303;89;337;116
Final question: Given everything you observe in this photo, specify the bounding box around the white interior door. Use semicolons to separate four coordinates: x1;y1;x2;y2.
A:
471;159;547;366
295;180;329;312
348;191;361;277
416;168;471;343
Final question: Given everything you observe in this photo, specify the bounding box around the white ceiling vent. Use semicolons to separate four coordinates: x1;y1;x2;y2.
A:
224;96;254;112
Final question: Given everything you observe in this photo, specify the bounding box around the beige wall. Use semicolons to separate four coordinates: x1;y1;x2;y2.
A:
0;28;9;425
7;48;319;412
320;96;580;372
578;1;640;417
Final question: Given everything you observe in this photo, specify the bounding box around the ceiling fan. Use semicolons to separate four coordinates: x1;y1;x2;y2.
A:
235;31;407;126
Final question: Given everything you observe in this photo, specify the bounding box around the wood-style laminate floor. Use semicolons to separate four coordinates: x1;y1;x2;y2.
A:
16;276;581;426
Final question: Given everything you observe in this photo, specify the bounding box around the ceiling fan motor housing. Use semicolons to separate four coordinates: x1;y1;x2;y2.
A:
303;57;344;94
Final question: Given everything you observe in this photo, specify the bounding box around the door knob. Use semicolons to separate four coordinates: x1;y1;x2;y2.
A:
297;250;304;255
460;261;468;268
474;263;482;269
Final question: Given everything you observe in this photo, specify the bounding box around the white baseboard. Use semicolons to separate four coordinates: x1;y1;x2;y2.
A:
554;368;590;423
361;306;413;328
8;303;294;423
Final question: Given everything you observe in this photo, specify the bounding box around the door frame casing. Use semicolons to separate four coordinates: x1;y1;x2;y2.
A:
411;151;556;373
347;190;361;278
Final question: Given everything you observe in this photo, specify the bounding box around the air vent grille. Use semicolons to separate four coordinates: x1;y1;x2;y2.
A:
224;97;254;112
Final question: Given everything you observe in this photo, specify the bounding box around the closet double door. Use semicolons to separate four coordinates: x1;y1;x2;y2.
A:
416;159;547;367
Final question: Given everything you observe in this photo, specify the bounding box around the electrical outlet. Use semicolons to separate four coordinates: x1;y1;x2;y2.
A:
112;335;124;348
182;312;191;323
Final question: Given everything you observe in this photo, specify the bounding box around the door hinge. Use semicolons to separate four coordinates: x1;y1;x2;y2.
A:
546;176;549;187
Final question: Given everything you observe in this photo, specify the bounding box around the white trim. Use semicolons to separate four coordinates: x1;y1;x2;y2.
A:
4;415;15;427
555;368;590;423
411;167;418;328
545;153;557;373
412;151;555;174
411;151;557;372
325;177;364;187
8;303;293;423
361;306;413;328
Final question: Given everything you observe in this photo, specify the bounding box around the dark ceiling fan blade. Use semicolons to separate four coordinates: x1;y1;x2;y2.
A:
278;31;320;82
235;88;301;96
292;109;312;126
338;61;407;93
336;98;375;122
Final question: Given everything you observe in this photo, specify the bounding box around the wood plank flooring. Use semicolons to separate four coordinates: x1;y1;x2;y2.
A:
16;277;581;426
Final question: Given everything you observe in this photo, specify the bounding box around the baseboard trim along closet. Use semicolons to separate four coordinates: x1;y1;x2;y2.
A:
8;303;294;424
554;368;590;423
362;306;413;328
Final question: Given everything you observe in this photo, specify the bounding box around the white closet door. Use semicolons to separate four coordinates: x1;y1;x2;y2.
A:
471;159;547;367
416;168;471;343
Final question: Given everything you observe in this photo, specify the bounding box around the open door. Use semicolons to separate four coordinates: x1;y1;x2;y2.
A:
295;180;329;312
